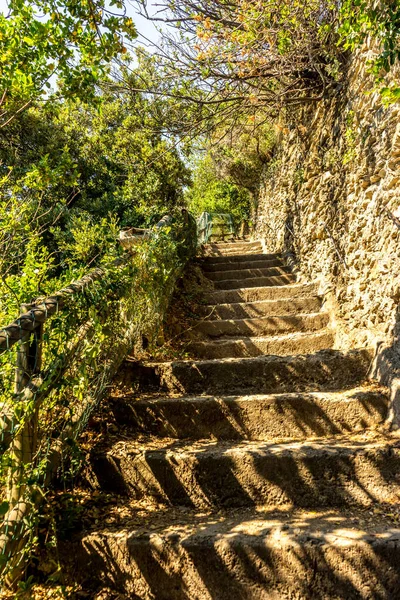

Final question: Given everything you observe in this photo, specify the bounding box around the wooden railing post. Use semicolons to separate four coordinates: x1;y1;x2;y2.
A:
1;306;43;587
0;212;196;588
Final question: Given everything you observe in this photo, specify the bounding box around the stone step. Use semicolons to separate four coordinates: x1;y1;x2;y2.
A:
63;505;400;599
89;433;400;509
201;257;285;272
192;312;329;339
202;252;282;265
186;330;334;360
131;349;371;396
206;250;266;258
205;266;292;282
212;274;297;291
206;241;263;252
110;386;388;441
196;297;322;320
204;246;264;257
203;282;319;305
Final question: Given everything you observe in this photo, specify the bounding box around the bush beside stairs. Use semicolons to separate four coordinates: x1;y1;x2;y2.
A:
62;240;400;599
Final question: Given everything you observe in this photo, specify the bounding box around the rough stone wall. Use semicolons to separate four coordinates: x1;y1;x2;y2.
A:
255;44;400;355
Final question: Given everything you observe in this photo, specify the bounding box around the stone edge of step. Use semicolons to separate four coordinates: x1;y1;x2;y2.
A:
193;311;329;327
212;274;298;290
163;330;339;358
104;431;398;461
202;281;320;299
146;344;374;369
110;385;389;407
201;253;282;264
70;504;400;544
198;296;322;311
205;266;292;279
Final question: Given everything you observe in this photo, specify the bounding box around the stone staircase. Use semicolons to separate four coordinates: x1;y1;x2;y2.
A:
63;240;400;599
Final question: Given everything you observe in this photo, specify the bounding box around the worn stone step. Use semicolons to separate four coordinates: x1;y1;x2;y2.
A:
201;257;285;272
203;282;319;305
205;265;292;282
204;246;264;257
192;312;329;339
90;433;400;509
110;386;388;441
212;273;297;290
202;252;282;265
186;330;334;360
131;349;371;396
63;505;400;599
196;297;322;320
206;250;266;258
206;241;263;252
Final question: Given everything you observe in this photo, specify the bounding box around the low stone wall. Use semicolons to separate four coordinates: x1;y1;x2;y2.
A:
254;45;400;424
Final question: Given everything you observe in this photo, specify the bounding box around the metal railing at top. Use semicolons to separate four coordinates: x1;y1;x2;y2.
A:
196;212;235;245
0;210;196;590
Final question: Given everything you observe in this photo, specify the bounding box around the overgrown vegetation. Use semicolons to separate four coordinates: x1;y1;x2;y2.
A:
339;0;400;102
187;153;251;226
186;119;276;226
0;0;400;590
0;84;191;326
0;210;196;589
132;0;400;129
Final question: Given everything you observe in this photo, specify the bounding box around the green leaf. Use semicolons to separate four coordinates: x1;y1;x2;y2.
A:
0;501;10;516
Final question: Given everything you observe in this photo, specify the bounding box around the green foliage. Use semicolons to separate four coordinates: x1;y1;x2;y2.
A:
339;0;400;102
185;119;275;228
54;88;191;227
0;0;137;125
187;154;251;227
52;215;120;267
0;211;196;585
0;83;191;330
139;0;340;123
209;122;276;194
134;0;400;125
0;1;197;585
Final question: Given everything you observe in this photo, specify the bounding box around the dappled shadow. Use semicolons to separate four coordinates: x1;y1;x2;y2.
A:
200;245;297;293
196;296;322;320
139;349;374;396
203;243;262;257
212;272;297;290
66;507;400;599
183;330;335;359
201;251;281;265
191;312;328;339
110;389;387;442
371;304;400;429
201;256;284;273
59;243;400;597
205;265;292;283
200;282;317;306
85;424;400;512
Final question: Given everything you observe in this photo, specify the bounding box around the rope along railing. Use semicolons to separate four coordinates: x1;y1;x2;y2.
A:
0;210;197;589
197;212;235;245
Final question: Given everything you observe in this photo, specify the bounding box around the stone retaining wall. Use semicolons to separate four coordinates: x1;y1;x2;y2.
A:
255;45;400;353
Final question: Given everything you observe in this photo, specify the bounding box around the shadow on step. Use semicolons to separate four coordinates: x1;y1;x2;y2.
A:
88;434;400;511
125;349;373;396
71;508;400;599
197;297;322;321
191;313;329;338
110;389;387;441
